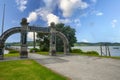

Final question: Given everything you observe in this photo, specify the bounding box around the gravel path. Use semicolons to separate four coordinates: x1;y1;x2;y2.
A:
28;53;120;80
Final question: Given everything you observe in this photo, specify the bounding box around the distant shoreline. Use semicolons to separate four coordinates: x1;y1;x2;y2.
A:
74;42;120;46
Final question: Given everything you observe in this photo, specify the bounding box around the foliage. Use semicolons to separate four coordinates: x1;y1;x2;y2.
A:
36;33;49;51
9;49;19;54
85;51;99;56
74;42;120;46
4;53;19;57
36;52;64;55
37;52;49;55
0;60;68;80
71;49;83;53
29;48;40;53
55;23;77;52
71;49;99;56
36;23;77;52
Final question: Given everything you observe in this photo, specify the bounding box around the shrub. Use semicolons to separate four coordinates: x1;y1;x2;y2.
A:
85;51;99;56
9;49;19;54
30;48;40;53
71;49;83;53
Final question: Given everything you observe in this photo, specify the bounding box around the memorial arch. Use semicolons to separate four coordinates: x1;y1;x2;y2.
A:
0;18;69;59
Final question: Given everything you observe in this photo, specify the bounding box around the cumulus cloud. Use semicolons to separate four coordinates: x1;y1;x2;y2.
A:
60;18;71;24
43;0;58;11
111;19;118;28
27;32;37;40
36;8;50;21
26;0;89;26
35;8;60;25
47;13;60;25
96;12;103;16
27;12;38;22
16;0;28;12
59;0;88;17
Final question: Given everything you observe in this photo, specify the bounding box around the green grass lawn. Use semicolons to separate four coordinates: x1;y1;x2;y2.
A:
4;53;19;57
0;60;68;80
36;52;64;55
72;52;120;59
36;52;49;55
4;51;120;60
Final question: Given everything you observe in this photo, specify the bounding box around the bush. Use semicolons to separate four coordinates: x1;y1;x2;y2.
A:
71;49;83;53
85;51;99;56
9;49;19;54
30;48;40;53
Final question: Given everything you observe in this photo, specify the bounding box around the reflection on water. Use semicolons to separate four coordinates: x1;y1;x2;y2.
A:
72;46;120;57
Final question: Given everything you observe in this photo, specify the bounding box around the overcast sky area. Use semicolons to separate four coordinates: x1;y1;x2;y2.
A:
0;0;120;43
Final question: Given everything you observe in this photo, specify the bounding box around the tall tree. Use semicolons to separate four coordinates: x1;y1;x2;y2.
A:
36;23;77;52
55;23;77;52
36;33;49;51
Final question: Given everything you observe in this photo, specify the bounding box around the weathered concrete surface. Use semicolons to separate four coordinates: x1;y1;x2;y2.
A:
29;53;120;80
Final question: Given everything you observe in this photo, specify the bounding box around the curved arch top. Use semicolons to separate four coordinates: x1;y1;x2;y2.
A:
0;27;21;44
56;31;69;54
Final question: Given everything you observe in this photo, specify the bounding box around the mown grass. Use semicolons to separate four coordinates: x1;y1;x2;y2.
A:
0;60;68;80
4;53;19;57
72;52;120;59
4;50;120;60
36;52;64;55
36;52;49;55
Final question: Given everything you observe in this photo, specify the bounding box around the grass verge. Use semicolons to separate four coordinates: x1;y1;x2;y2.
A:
0;59;68;80
36;52;64;55
72;52;120;59
4;53;19;57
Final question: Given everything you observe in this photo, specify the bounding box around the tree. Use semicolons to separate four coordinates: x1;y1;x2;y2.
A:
36;33;49;51
55;23;77;52
36;23;77;52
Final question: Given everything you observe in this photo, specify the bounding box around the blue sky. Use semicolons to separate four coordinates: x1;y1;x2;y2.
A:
0;0;120;43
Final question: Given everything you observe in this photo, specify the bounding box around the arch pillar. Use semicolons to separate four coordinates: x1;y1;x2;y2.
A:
20;18;29;58
0;40;4;60
49;22;56;56
49;22;70;55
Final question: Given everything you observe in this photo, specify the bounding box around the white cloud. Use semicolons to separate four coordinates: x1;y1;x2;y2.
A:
27;32;37;40
59;0;88;17
27;12;38;22
60;19;71;24
96;12;103;16
35;8;60;25
47;13;60;26
36;8;50;21
81;39;89;42
111;19;118;28
16;0;28;12
43;0;58;11
26;0;89;26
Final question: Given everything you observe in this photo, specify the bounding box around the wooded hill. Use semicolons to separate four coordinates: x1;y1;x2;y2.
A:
74;42;120;46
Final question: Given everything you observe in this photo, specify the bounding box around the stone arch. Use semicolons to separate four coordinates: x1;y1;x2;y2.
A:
0;18;70;60
56;31;69;55
0;27;21;45
49;22;70;55
0;27;21;60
